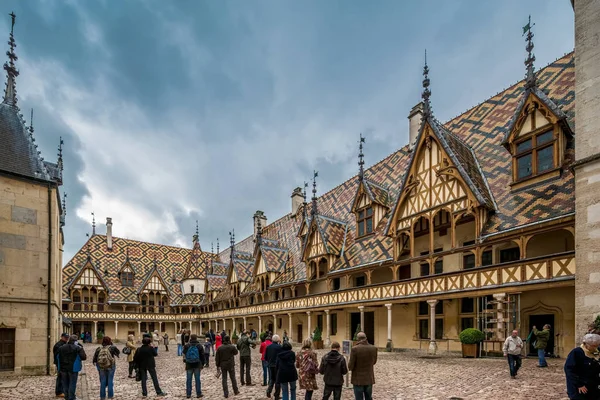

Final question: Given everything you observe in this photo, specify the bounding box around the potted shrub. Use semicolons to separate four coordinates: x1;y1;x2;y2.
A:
96;330;104;344
231;330;239;344
352;324;361;345
459;328;485;358
312;326;323;349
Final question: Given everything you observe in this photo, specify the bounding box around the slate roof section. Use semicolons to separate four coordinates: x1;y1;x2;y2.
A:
259;246;289;274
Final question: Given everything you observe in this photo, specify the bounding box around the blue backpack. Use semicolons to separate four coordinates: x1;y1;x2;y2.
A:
185;344;201;364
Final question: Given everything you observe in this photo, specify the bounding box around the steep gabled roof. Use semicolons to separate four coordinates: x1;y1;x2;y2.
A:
183;239;209;279
351;178;390;211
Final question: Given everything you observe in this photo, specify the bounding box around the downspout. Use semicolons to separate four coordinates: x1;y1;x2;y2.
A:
46;184;52;375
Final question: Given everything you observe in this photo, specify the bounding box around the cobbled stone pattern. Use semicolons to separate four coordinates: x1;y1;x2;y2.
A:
2;343;571;399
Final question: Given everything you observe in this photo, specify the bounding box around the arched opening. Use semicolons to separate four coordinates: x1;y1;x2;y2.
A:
495;240;521;264
526;229;574;258
397;232;411;261
371;266;393;284
432;209;451;252
413;216;430;255
455;213;476;245
308;261;317;280
318;258;328;278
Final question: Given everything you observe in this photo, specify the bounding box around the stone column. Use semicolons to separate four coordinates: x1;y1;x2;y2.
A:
273;315;277;335
288;313;293;343
115;321;119;340
258;316;262;333
173;321;177;334
243;317;247;332
93;321;98;341
427;300;438;355
232;317;236;334
306;311;312;339
358;306;365;331
223;318;226;333
324;310;331;347
385;303;393;350
137;321;142;339
190;320;194;332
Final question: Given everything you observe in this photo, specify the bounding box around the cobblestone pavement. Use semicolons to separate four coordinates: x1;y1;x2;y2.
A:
2;343;570;400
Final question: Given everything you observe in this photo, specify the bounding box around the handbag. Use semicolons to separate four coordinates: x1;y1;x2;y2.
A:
122;346;131;355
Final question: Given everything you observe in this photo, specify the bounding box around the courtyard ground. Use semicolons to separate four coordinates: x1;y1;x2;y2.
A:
1;343;570;400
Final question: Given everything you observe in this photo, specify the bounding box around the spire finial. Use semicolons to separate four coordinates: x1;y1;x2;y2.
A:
29;108;33;134
229;230;235;257
60;192;67;227
256;216;263;244
57;136;64;183
91;212;96;236
3;12;19;106
523;15;536;89
358;134;365;180
311;170;318;218
211;242;214;254
195;220;199;236
421;49;431;117
216;238;220;254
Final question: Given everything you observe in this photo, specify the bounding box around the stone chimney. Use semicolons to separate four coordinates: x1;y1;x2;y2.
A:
291;187;304;215
253;211;267;237
106;217;113;250
408;102;424;150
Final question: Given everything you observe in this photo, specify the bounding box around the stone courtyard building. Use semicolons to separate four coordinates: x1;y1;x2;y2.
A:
62;18;586;358
0;14;66;374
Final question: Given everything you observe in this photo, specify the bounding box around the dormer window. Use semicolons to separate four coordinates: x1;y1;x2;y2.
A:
121;267;134;287
515;129;555;180
190;284;194;293
357;207;374;237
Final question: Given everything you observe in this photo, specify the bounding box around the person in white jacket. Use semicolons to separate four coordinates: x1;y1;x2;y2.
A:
503;330;524;378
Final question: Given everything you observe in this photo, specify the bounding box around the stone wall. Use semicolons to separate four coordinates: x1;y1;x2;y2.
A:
574;0;600;339
0;175;63;374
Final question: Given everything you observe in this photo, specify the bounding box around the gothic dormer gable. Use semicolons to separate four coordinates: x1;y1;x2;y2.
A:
137;267;170;297
69;259;108;292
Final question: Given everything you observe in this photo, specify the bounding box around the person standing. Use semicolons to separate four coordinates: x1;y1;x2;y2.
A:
533;324;551;367
216;332;223;351
260;334;273;386
126;334;137;378
216;335;239;398
503;330;524;378
209;329;216;356
183;334;205;398
266;334;283;400
319;342;348;400
57;335;87;400
564;333;600;399
277;342;298;400
203;335;212;367
348;332;377;400
162;332;169;352
283;330;289;344
237;330;256;386
177;330;183;356
93;336;120;400
182;329;191;351
133;337;167;397
52;332;69;398
153;330;161;354
296;339;318;400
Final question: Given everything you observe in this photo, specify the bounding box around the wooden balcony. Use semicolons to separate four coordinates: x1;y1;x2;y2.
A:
201;252;575;319
62;310;201;322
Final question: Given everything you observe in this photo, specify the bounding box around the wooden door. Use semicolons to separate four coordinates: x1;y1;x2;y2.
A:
0;328;15;371
297;324;303;343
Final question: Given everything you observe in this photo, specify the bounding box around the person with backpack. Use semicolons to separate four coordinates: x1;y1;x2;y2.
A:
93;336;120;400
133;337;167;398
57;335;87;400
237;330;256;386
183;334;206;398
125;334;137;378
296;339;318;400
216;335;239;398
319;342;348;400
277;341;298;400
182;329;191;353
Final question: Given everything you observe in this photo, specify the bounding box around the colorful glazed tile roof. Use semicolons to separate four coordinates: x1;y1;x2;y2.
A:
259;245;289;274
207;274;227;291
183;240;209;279
62;234;215;305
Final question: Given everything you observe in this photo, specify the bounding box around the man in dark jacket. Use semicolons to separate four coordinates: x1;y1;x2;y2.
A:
133;337;167;397
265;334;283;400
237;330;256;386
348;332;377;400
216;335;239;398
319;341;348;400
183;334;205;398
209;329;216;356
276;342;298;399
57;335;87;400
53;333;69;397
533;324;551;367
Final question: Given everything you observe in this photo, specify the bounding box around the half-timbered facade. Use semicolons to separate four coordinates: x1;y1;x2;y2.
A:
63;28;578;356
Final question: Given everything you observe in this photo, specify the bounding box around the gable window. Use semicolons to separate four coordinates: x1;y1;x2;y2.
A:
190;285;194;293
121;270;134;287
355;276;366;287
357;207;374;237
515;129;555;181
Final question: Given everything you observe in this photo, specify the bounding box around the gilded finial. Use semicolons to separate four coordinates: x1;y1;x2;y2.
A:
523;15;536;89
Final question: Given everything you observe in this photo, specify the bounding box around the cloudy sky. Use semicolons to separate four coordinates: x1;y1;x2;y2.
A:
3;0;574;262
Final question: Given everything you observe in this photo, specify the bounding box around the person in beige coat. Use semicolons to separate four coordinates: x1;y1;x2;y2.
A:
348;332;377;400
126;334;137;378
